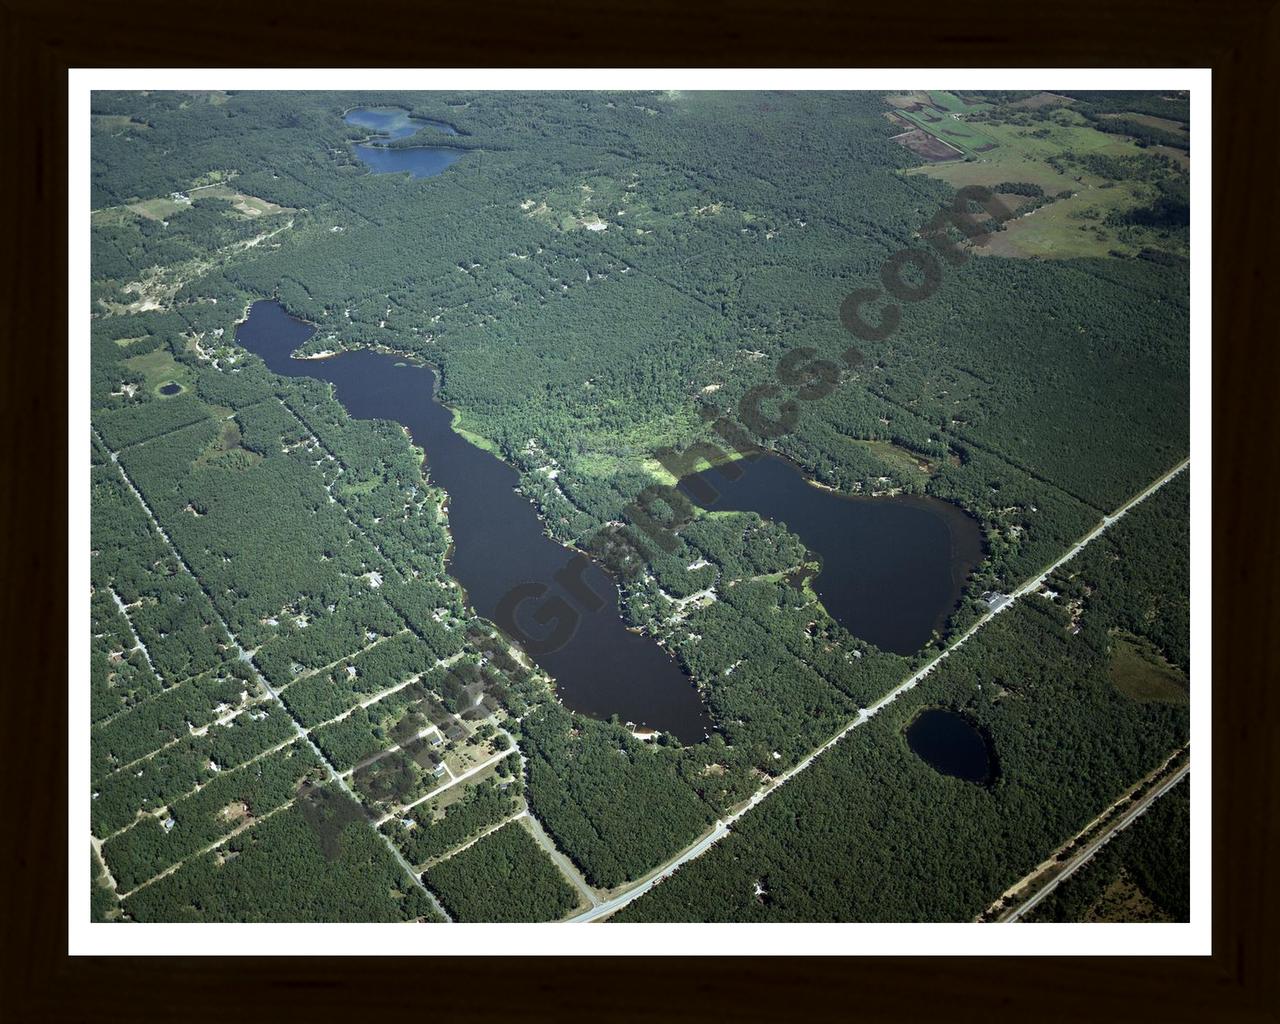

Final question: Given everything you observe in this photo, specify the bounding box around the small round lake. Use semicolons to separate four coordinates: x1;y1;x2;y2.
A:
344;107;464;179
159;382;182;396
904;708;993;783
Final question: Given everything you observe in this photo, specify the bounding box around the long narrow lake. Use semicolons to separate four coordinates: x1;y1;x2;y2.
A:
680;457;983;655
236;301;712;741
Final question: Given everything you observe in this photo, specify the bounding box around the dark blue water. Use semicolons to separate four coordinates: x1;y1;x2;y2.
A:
344;107;459;139
680;459;983;655
344;107;464;178
236;301;711;742
905;708;993;783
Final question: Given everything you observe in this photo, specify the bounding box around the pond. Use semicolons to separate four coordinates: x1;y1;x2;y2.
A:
344;107;464;179
904;707;994;783
679;457;984;655
159;382;182;396
235;301;712;742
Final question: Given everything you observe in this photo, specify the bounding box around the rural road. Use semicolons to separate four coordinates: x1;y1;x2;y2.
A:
1002;761;1191;922
568;457;1191;922
98;429;451;921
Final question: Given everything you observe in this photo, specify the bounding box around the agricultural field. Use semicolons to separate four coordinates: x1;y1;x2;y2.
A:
896;90;1190;258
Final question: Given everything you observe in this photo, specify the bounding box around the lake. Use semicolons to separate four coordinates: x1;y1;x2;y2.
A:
344;107;463;178
235;301;712;741
904;707;994;783
679;457;983;655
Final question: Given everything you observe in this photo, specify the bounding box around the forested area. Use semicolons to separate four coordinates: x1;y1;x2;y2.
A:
92;706;294;837
383;777;522;866
89;89;1191;920
424;822;579;922
1025;777;1190;922
616;479;1190;921
102;741;323;892
91;851;120;922
519;703;723;888
122;793;443;922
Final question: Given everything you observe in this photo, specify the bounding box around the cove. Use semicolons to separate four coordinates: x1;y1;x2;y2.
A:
344;107;463;178
679;456;984;655
236;301;712;742
904;707;994;783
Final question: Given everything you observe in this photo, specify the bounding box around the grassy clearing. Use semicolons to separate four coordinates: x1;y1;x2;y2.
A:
1083;869;1169;923
442;733;502;777
197;183;293;219
850;439;936;479
446;406;502;455
338;477;381;496
127;197;188;222
1108;633;1188;704
125;348;193;396
982;181;1154;259
426;762;507;816
193;416;262;471
1103;112;1188;138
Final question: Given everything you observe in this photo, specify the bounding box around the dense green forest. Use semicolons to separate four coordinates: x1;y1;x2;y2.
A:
424;822;579;922
383;777;523;867
615;477;1189;920
519;703;723;888
89;89;1191;921
1025;776;1190;922
122;792;443;922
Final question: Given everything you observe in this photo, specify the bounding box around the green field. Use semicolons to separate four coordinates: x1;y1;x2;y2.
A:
124;347;192;397
899;92;1188;258
1109;633;1189;704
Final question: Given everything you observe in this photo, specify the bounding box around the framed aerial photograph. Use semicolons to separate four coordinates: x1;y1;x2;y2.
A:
70;68;1207;951
5;2;1276;1016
